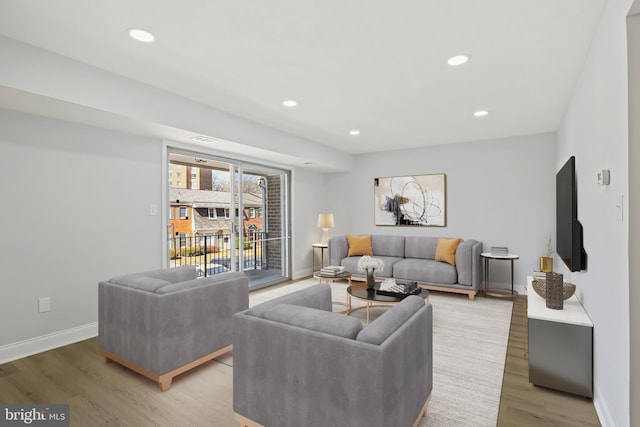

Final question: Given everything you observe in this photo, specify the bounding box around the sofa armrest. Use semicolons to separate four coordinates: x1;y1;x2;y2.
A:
328;236;349;266
455;239;483;289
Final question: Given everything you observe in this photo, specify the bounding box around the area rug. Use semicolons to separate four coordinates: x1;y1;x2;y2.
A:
239;278;513;426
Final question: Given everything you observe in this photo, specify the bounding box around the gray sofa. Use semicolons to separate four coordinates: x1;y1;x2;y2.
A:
329;235;483;300
98;265;249;391
233;283;433;427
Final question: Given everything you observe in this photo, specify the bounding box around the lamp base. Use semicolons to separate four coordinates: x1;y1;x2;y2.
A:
320;228;330;245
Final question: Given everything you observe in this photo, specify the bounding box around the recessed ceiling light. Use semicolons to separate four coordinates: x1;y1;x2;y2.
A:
304;161;315;165
283;100;298;107
128;28;155;43
473;110;489;117
447;55;469;66
349;129;361;136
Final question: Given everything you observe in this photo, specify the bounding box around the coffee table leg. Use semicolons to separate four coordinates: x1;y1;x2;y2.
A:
366;302;370;325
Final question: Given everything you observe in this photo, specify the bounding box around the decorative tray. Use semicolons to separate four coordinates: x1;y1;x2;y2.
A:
376;280;421;298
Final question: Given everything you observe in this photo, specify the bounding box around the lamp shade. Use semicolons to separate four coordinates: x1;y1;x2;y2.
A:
317;213;335;229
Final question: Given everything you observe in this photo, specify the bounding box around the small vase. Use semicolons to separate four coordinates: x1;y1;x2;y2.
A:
540;257;553;273
366;269;376;290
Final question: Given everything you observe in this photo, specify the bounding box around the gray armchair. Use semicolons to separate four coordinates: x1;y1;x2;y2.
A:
233;283;433;427
98;265;249;391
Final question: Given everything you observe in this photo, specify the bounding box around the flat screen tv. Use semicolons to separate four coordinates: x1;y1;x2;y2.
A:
556;156;586;271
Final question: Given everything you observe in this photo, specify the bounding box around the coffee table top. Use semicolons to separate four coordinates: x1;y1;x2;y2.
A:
313;271;351;281
347;282;429;303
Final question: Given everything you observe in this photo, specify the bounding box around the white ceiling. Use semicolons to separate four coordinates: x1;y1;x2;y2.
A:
0;0;606;155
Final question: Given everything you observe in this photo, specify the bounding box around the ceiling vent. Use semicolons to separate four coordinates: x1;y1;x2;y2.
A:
189;135;218;143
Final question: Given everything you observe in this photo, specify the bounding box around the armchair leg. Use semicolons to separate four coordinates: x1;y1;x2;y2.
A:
234;413;264;427
100;344;233;392
412;393;432;427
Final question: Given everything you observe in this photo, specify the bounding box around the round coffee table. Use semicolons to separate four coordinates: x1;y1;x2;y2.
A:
347;282;429;324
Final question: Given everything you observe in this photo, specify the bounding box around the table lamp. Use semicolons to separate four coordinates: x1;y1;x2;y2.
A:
317;213;334;245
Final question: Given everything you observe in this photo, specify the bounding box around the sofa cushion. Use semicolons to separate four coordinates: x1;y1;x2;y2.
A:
404;236;439;259
246;283;332;318
141;265;197;283
155;271;248;295
347;234;373;256
108;275;172;292
435;237;461;266
263;304;363;339
371;235;405;257
356;296;425;345
393;258;458;284
155;277;203;294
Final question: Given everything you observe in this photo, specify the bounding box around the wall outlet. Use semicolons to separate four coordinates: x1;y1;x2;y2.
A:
149;204;158;216
38;297;51;313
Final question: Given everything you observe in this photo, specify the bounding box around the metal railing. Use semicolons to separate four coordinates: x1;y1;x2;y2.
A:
168;232;265;277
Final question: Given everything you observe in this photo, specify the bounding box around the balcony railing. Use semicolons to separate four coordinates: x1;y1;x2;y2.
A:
168;232;265;277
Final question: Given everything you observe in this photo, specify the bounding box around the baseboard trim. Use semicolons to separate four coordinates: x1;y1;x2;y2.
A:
593;387;615;427
0;322;98;364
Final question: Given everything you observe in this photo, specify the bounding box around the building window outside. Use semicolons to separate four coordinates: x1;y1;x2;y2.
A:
248;207;256;218
208;208;215;219
179;206;188;219
257;208;263;218
216;208;230;218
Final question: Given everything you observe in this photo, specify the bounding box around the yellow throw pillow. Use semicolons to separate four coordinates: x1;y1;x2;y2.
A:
435;237;460;266
347;234;373;257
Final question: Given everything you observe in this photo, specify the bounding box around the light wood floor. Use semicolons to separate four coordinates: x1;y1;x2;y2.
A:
0;292;601;426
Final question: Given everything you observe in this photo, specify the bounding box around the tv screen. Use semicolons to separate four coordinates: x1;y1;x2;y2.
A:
556;156;586;271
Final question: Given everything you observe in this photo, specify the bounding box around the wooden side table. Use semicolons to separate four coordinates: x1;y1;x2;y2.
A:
481;252;519;299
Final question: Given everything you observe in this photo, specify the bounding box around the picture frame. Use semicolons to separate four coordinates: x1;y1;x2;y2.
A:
374;173;446;226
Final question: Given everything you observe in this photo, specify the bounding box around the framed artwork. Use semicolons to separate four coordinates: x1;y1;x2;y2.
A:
374;174;446;226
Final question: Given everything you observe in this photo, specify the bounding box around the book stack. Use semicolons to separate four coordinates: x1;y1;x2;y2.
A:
532;271;547;280
320;266;346;277
490;246;509;256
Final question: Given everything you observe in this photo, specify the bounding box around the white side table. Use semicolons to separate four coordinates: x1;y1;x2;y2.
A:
481;252;519;299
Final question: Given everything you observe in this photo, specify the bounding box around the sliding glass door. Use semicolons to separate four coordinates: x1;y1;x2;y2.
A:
166;149;290;290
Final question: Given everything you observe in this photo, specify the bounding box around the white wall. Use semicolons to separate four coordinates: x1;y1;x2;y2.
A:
0;109;163;350
627;4;640;426
291;168;331;278
0;108;327;360
325;133;557;289
557;0;632;425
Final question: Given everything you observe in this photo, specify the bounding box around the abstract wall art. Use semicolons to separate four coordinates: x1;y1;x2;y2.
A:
374;174;446;226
